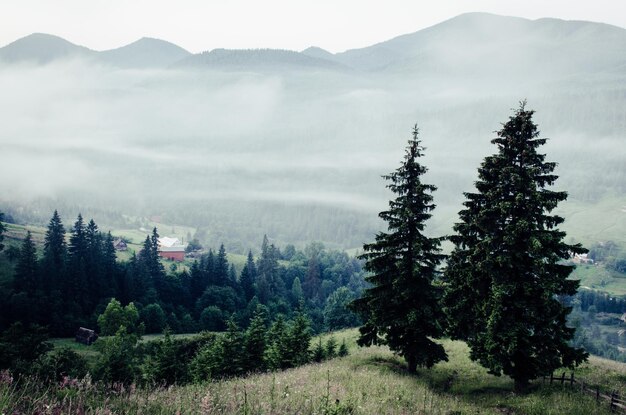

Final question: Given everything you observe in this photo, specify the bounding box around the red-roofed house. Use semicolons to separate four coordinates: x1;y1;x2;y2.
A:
158;237;186;261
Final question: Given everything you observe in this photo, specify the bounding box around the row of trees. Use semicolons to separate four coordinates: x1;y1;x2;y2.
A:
353;103;588;392
0;212;365;337
0;301;341;386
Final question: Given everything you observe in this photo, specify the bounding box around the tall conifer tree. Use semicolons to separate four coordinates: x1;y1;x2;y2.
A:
68;214;87;260
43;210;66;291
443;103;588;392
215;244;229;286
240;251;257;303
14;231;38;295
67;214;88;309
351;126;447;372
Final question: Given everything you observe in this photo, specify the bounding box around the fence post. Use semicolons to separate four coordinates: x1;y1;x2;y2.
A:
596;386;600;403
580;379;584;393
550;373;554;385
610;390;617;413
570;372;574;387
561;372;566;385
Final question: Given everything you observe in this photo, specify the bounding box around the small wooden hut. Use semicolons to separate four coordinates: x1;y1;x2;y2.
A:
75;327;98;345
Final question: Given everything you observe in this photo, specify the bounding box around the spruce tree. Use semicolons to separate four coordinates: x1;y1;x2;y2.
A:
42;210;66;293
286;308;312;367
85;219;102;309
312;338;325;362
221;317;244;376
68;214;87;260
14;231;38;296
149;228;166;291
66;214;89;310
264;314;289;370
189;260;206;302
215;244;229;286
101;232;118;298
243;304;268;372
443;102;588;392
303;254;322;301
138;229;165;300
240;251;257;303
257;235;279;300
351;126;447;372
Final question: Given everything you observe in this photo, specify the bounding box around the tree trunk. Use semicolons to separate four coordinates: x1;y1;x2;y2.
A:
406;355;417;373
514;378;529;394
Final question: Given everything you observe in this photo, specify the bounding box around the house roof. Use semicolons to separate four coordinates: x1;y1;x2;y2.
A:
158;237;183;248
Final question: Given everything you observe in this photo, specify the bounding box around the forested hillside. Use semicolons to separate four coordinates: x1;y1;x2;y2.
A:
0;211;365;337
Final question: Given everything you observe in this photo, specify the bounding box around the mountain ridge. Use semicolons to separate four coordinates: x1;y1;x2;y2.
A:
1;13;625;74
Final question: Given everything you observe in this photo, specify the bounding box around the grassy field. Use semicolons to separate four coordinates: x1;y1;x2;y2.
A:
572;263;626;296
5;329;625;414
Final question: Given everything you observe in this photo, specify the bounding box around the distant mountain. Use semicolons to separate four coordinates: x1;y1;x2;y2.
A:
1;13;624;77
334;12;626;78
0;34;189;68
99;37;191;68
0;33;93;64
176;48;344;71
301;46;337;61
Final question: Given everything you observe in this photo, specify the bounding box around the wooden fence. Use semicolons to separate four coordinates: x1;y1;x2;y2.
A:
543;372;626;414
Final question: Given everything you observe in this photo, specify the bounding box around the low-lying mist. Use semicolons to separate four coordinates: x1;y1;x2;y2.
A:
1;24;624;250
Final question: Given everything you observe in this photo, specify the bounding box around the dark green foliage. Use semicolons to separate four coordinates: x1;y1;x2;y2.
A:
351;126;447;372
190;337;223;382
141;329;183;385
338;340;349;357
243;305;268;372
189;260;207;303
138;228;166;298
286;309;312;367
94;326;141;384
443;103;588;392
220;318;245;376
323;287;359;330
200;306;226;331
265;315;289;370
140;303;167;334
196;286;239;315
141;331;216;385
325;336;337;359
304;254;322;301
68;214;87;260
312;338;325;362
257;235;281;303
290;277;304;306
185;238;203;253
4;209;365;347
34;347;88;381
14;232;38;296
214;244;229;286
239;251;257;303
97;298;140;336
0;322;52;375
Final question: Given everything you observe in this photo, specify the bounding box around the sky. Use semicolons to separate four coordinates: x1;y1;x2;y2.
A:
1;0;625;53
